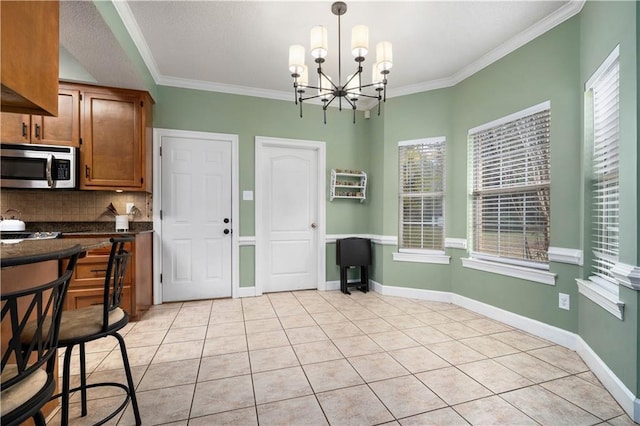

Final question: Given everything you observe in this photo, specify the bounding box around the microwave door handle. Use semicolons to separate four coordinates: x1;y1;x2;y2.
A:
46;154;54;188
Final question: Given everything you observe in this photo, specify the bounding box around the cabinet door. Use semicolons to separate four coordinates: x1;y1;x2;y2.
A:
0;112;30;143
66;286;133;315
33;88;80;147
81;91;143;189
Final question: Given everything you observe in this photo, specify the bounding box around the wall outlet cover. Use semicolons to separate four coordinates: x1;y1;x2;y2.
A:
559;293;570;310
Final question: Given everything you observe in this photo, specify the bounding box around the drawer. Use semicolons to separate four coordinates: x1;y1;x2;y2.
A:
66;286;132;314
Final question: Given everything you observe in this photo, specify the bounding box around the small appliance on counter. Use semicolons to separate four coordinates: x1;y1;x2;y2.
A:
0;209;61;242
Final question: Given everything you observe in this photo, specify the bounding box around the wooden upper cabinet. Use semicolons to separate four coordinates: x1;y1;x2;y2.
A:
0;86;80;147
1;1;59;116
80;87;153;191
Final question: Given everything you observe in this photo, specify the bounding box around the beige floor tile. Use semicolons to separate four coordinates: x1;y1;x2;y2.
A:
317;384;394;425
541;375;624;420
205;321;245;338
453;395;538;425
210;310;244;324
95;345;157;372
333;335;384;357
242;309;277;321
163;325;207;343
137;358;199;391
123;384;194;425
320;322;364;339
257;395;328;425
278;313;317;329
368;330;420;351
439;308;484;321
607;414;638;425
48;394;125;426
418;300;456;311
211;298;243;312
190;374;255;418
199;351;251;381
246;329;289;350
388;346;450;373
383;314;426;329
244;318;283;334
416;366;492;405
529;345;589;374
370;375;447;418
124;330;167;348
203;334;247;356
293;340;344;364
433;322;484;340
61;350;112;376
457;358;533;393
404;326;453;345
341;308;378;321
285;325;328;344
84;336;119;353
426;340;487;365
151;340;204;364
311;311;349;325
411;311;452;325
354;318;396;334
462;317;512;334
459;335;519;358
349;352;410;382
399;407;469;425
188;407;258;426
302;358;364;392
494;352;569;383
502;385;600;425
173;310;210;328
249;345;299;373
273;304;308;317
69;365;145;403
302;302;337;314
252;366;313;405
576;370;604;387
492;330;552;351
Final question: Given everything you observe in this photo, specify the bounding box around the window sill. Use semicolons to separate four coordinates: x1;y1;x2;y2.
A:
576;279;624;320
393;252;450;264
461;257;556;285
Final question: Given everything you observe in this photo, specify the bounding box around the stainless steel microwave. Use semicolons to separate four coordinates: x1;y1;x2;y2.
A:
1;143;77;189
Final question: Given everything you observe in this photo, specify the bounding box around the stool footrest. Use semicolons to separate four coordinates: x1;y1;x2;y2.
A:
51;382;132;425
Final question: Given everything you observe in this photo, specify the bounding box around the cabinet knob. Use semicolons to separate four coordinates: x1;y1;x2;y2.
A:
34;123;40;139
21;122;28;138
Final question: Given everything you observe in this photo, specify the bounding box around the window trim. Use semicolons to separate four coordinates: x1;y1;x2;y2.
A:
397;136;446;252
467;101;552;272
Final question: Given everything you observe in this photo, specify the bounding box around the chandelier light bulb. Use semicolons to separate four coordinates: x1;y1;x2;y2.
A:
288;45;306;74
310;26;328;59
376;41;393;71
351;25;369;58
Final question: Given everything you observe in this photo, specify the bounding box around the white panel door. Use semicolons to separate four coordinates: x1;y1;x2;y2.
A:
161;136;232;301
261;146;319;292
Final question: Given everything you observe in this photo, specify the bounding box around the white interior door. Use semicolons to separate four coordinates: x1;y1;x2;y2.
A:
161;135;232;301
256;137;325;293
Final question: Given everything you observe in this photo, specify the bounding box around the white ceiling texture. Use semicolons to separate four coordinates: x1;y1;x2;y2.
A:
59;0;584;108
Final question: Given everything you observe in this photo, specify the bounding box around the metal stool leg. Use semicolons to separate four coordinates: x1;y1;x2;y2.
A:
115;333;141;425
61;345;74;426
79;342;88;417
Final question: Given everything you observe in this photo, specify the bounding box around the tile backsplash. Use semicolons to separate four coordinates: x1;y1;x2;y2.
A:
0;189;152;222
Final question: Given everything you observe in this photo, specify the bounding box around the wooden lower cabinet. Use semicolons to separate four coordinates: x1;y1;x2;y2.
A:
63;233;152;320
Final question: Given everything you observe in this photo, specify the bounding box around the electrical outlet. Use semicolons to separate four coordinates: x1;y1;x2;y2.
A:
126;203;135;214
559;293;570;310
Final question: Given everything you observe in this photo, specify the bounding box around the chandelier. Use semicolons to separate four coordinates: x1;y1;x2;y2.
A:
288;1;393;124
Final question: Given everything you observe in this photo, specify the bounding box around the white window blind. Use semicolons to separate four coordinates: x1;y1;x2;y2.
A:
588;48;619;286
399;137;445;251
469;102;551;265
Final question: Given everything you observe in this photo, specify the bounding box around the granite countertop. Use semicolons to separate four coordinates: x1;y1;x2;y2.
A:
1;237;111;268
25;221;153;235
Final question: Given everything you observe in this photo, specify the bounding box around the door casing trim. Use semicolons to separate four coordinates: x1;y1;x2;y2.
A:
153;128;240;303
254;136;326;296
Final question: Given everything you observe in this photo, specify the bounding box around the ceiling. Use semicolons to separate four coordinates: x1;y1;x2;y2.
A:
59;1;583;107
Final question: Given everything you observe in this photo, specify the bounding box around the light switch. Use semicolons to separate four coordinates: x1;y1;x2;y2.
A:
243;190;254;201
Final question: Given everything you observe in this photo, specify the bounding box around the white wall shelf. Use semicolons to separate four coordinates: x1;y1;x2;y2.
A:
330;169;367;202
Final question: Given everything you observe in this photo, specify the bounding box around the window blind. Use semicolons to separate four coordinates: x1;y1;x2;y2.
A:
589;53;619;285
469;103;551;264
399;138;445;250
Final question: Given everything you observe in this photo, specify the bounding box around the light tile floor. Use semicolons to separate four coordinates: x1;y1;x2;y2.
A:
48;290;638;425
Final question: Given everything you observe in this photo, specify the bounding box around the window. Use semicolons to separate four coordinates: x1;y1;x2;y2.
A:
587;46;620;292
469;102;551;268
398;137;446;252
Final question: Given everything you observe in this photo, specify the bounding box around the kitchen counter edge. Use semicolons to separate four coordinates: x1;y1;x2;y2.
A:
1;237;111;267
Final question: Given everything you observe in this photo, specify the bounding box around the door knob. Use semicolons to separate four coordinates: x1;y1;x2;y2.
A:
311;223;317;229
224;229;231;235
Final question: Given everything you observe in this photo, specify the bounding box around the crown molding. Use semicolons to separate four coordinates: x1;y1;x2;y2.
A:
115;0;585;103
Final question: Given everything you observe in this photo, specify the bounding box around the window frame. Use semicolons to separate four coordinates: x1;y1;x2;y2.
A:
396;137;449;264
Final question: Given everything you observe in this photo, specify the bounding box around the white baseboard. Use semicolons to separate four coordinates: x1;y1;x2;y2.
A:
368;280;638;422
321;280;341;291
237;286;257;298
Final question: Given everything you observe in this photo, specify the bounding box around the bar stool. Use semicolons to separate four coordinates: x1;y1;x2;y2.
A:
1;246;81;426
55;236;141;425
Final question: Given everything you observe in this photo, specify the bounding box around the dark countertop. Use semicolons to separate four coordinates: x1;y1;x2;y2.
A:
25;221;153;235
1;237;111;268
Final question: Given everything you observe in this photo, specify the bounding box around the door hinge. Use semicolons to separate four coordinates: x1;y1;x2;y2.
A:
160;273;163;283
159;146;162;156
80;93;83;101
160;210;163;220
